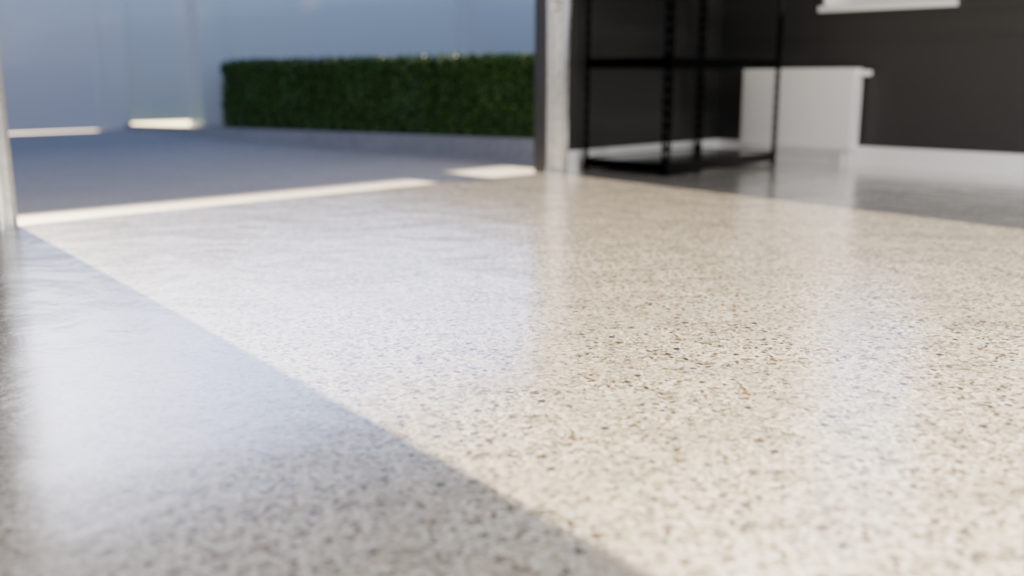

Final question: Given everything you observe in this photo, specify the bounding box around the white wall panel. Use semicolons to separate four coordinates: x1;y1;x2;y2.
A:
94;0;132;129
0;0;105;129
127;0;200;120
456;0;534;55
221;0;458;59
215;0;532;60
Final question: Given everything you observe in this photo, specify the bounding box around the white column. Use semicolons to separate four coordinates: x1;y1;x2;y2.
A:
542;0;573;172
0;44;17;234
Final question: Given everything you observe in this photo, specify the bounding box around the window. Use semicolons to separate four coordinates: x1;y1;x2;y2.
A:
816;0;960;15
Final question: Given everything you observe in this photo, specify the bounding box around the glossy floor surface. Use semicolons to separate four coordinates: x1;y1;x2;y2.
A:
588;158;1024;228
9;130;511;212
2;164;1023;575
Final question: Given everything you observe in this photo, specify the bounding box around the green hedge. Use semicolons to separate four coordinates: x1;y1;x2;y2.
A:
223;55;533;136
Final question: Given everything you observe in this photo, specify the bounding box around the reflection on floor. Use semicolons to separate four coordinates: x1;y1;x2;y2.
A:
1;167;1022;575
9;130;511;212
588;158;1024;228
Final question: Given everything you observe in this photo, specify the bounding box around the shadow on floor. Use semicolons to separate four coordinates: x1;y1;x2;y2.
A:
0;234;640;576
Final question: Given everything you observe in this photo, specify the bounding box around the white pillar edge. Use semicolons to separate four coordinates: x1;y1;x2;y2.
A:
543;0;573;173
0;44;17;234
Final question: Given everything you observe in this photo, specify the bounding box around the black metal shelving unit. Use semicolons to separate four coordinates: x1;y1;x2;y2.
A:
583;0;786;175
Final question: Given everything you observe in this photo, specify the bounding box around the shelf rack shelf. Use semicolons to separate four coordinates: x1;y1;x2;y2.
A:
582;0;786;175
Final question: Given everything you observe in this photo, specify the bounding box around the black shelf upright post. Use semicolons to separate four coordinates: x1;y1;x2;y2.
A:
770;0;786;163
583;0;594;166
693;0;707;167
583;0;783;175
660;0;676;174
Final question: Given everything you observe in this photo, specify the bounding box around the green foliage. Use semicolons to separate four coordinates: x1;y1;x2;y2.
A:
223;55;533;136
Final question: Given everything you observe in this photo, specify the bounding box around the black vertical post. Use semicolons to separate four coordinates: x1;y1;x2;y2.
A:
693;0;707;167
660;0;676;174
770;0;786;162
584;0;594;166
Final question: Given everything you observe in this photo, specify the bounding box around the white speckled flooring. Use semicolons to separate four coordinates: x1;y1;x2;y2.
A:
2;173;1023;576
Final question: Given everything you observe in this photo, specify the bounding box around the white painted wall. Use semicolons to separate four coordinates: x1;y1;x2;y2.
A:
0;0;128;130
127;0;202;121
0;0;535;131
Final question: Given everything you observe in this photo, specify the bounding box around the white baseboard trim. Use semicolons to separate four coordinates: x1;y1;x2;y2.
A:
853;144;1024;188
9;126;103;138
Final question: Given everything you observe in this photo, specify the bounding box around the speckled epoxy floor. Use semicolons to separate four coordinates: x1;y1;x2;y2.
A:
2;174;1023;576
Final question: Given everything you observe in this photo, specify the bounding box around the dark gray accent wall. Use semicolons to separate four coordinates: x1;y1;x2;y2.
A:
571;0;1024;152
785;0;1023;152
571;0;780;148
